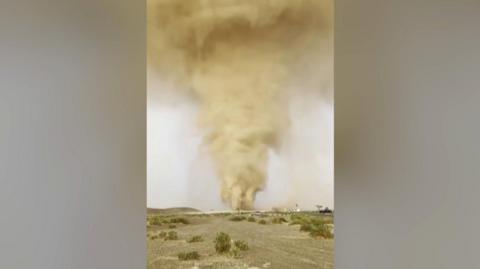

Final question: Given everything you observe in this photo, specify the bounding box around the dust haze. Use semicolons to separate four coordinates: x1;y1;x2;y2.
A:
147;0;333;210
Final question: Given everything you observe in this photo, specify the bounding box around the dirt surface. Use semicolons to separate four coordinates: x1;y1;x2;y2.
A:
147;213;334;269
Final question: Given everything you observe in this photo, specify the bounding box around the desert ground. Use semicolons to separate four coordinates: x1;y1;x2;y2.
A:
147;209;334;269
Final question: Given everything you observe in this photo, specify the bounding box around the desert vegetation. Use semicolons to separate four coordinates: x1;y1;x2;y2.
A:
214;232;231;254
272;217;288;224
148;216;163;226
169;217;190;224
290;214;334;239
165;231;178;241
187;235;204;243
234;240;249;251
177;251;200;261
147;211;334;269
229;215;246;222
212;232;250;259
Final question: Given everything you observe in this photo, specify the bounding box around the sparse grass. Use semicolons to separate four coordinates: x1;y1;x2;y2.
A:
319;215;334;224
178;251;200;261
309;224;334;239
230;247;240;258
291;214;334;239
234;240;249;251
300;223;313;232
147;212;334;268
214;232;231;254
187;235;204;243
289;214;308;225
228;240;249;258
229;216;246;222
165;231;178;240
148;230;167;240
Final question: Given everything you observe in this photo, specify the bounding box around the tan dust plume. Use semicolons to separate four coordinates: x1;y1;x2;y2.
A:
148;0;332;209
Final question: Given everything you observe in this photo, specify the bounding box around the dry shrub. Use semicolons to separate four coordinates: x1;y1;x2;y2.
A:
187;235;204;243
214;232;231;253
229;216;246;222
178;251;200;260
234;240;249;251
165;231;178;240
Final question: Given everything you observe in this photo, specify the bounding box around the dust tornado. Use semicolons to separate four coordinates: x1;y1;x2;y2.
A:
148;0;332;209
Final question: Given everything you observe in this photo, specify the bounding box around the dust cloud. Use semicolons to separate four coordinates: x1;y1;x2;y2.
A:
148;0;333;210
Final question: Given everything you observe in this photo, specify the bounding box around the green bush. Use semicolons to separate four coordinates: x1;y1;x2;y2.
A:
230;248;241;258
234;240;249;251
247;216;256;222
229;216;246;222
272;217;287;224
187;235;204;243
148;231;167;240
289;214;308;225
308;224;334;239
290;214;334;239
149;216;163;226
178;251;200;261
170;217;190;224
258;219;267;225
310;217;326;226
214;232;231;253
290;214;324;225
165;231;178;240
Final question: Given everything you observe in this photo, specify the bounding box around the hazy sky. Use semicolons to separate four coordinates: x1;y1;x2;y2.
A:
147;71;333;211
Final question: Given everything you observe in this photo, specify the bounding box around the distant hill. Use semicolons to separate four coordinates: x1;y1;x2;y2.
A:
147;207;201;215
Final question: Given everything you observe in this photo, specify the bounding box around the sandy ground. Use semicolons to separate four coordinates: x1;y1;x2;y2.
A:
147;213;334;269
